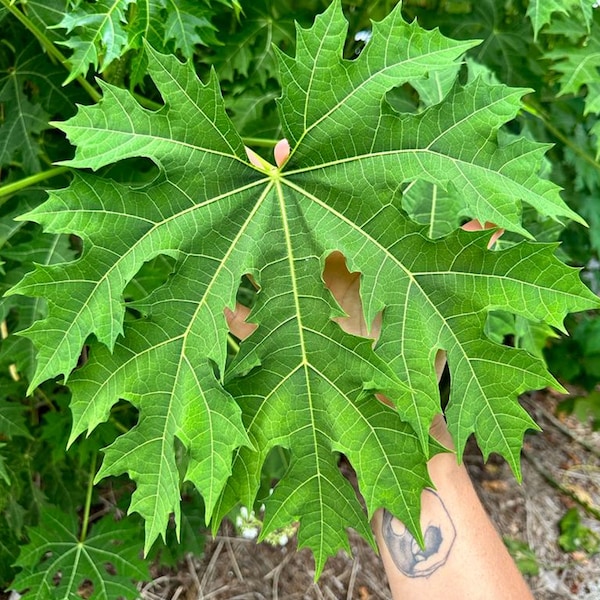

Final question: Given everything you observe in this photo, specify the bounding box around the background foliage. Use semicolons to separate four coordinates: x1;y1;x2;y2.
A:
1;0;599;597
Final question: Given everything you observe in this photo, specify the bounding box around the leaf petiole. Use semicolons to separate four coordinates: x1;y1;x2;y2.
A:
0;166;70;204
79;452;97;543
522;100;600;175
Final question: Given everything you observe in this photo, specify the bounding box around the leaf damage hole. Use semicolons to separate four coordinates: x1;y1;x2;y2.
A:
96;156;160;188
225;274;260;343
323;251;382;341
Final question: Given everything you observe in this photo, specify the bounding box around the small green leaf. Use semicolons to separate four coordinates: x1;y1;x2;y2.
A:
558;507;600;554
12;508;148;600
56;0;134;83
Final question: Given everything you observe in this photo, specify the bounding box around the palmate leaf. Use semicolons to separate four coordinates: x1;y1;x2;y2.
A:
11;508;147;600
0;53;49;173
57;0;135;84
8;1;598;572
210;0;299;87
526;0;593;39
545;19;600;117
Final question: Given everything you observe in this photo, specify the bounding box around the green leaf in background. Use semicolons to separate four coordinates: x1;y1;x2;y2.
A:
558;507;600;554
0;53;49;174
526;0;593;40
0;399;30;440
55;0;240;85
12;508;148;600
57;0;134;83
545;20;600;117
406;0;543;88
211;0;298;87
6;0;599;574
161;0;222;57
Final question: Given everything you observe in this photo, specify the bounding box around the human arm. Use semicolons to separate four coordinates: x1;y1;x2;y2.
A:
372;414;534;600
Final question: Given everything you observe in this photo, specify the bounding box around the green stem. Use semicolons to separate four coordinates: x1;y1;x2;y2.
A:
109;416;130;434
80;453;97;543
227;334;240;353
0;166;70;203
241;137;279;147
133;91;162;111
1;0;101;103
522;101;600;175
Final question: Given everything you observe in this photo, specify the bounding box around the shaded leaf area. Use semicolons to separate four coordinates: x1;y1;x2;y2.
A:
210;0;301;87
526;0;593;39
50;0;239;85
404;0;544;88
58;0;136;84
0;190;76;381
545;15;600;119
12;508;148;600
0;10;86;179
7;0;598;574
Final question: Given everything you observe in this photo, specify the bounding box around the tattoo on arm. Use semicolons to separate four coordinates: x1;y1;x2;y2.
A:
382;490;456;578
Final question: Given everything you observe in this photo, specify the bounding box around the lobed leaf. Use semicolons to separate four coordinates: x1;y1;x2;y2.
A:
8;1;599;570
12;508;147;600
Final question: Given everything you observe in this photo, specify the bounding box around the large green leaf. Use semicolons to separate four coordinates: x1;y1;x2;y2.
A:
8;1;598;572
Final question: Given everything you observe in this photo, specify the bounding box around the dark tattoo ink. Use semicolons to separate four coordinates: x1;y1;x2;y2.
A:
382;490;456;578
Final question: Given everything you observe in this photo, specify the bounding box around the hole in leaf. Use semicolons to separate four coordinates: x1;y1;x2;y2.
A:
257;445;291;506
109;399;139;432
226;274;260;344
237;273;259;309
323;251;381;341
439;361;451;411
123;254;176;306
386;85;420;114
96;157;159;188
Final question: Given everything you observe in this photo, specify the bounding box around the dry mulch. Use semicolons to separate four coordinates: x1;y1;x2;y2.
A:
139;391;600;600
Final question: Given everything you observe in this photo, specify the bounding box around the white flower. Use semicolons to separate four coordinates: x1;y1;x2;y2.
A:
242;527;258;539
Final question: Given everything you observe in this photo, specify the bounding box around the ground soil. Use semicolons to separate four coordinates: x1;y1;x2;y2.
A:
138;391;600;600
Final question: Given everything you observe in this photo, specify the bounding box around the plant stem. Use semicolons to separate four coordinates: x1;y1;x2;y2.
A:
133;91;162;111
1;0;101;103
242;137;278;147
0;166;70;203
0;320;20;381
523;101;600;175
80;453;97;543
227;334;240;353
109;416;130;434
